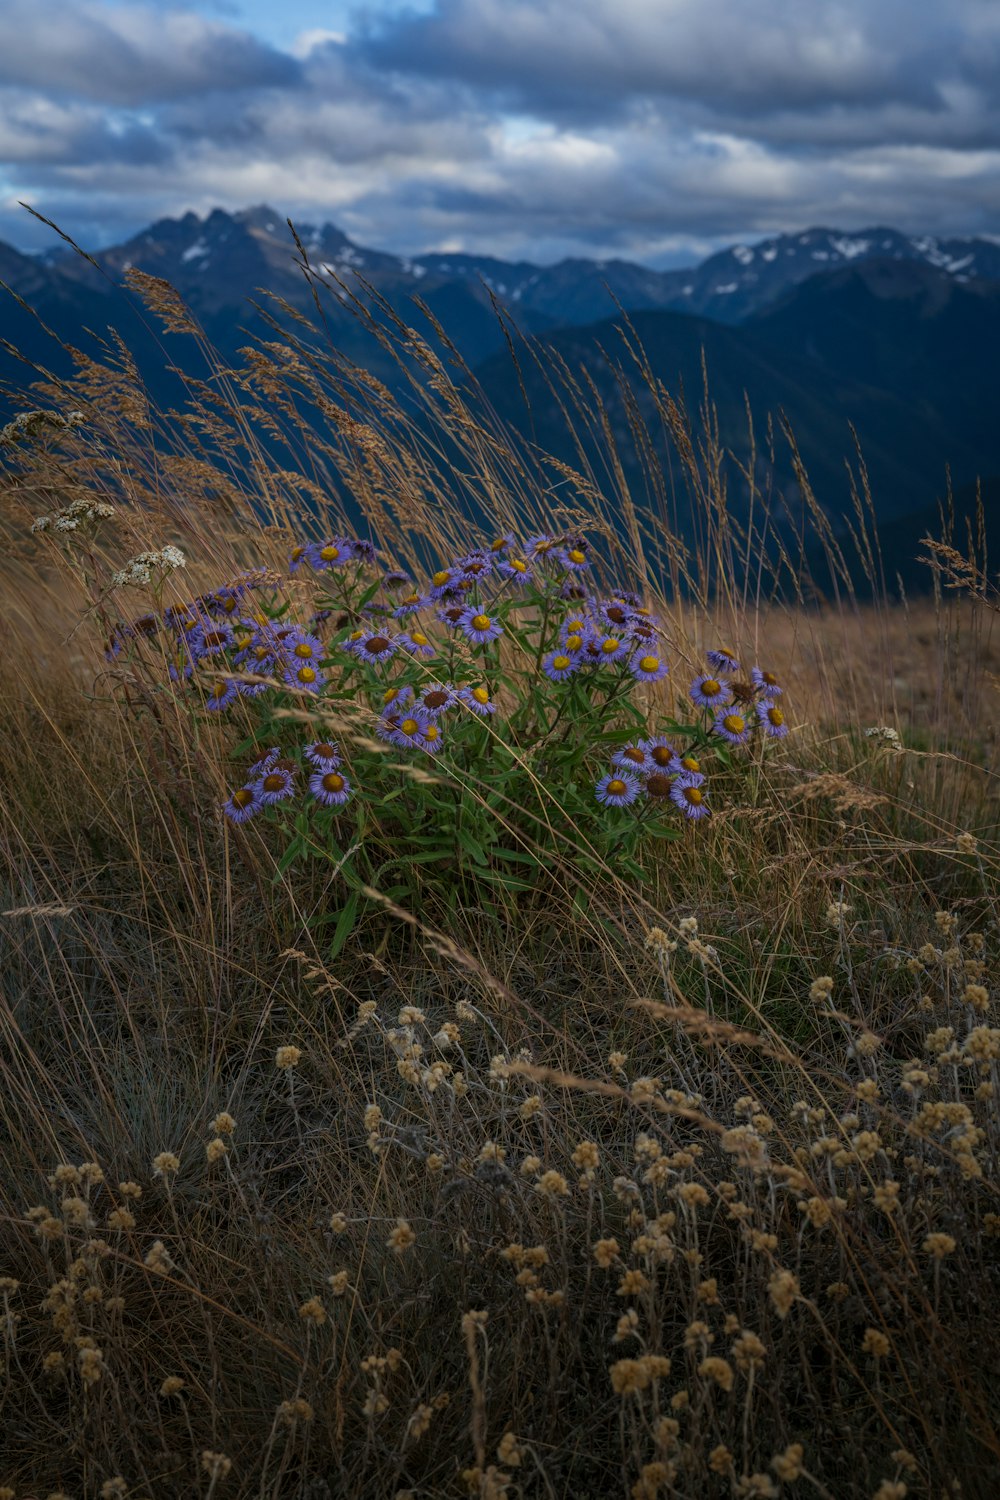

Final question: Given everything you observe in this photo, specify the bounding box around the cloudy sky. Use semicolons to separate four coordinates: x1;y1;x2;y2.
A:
1;0;998;265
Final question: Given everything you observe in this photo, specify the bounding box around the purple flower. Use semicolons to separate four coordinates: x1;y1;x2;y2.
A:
596;600;636;633
418;682;459;717
757;700;790;738
392;591;429;618
421;721;445;755
668;750;703;777
204;678;240;712
542;650;579;683
641;736;675;772
382;683;416;713
284;662;325;694
558;542;590;571
458;685;496;716
223;785;262;825
309;768;352;806
386;711;433;750
383;570;413;590
594;634;629;664
488;533;516;554
436;604;468;632
460;608;503;646
429;567;459;599
304;741;341;770
525;534;558;559
247;745;280;777
350;539;378;564
399;628;435;657
612;743;652;774
255;766;297;805
456;551;494;582
308;538;352;570
707;649;741;674
192;624;236;660
289;545;309;574
283;631;325;667
595;771;642;808
689;674;731;710
670;773;710;820
496;556;533;584
353;631;398;666
752;666;782;697
713;709;752;745
630;649;669;684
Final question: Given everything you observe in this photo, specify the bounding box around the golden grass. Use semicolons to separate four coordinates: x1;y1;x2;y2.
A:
0;265;998;1498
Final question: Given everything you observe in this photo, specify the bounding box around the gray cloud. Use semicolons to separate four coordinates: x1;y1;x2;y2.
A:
0;0;998;262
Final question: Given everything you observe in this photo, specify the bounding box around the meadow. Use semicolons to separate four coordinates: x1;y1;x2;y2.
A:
0;269;998;1499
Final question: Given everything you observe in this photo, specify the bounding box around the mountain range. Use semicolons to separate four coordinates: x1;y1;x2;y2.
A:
2;207;998;585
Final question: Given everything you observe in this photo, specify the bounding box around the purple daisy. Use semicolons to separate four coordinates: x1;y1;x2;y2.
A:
558;541;590;572
308;538;352;571
420;721;445;755
459;608;504;646
707;649;741;674
350;539;378;564
595;771;642;808
304;741;341;770
525;534;558;559
436;604;468;632
283;662;324;694
668;750;703;777
752;666;782;697
713;709;752;745
429;567;459;599
247;744;280;776
670;773;710;820
255;765;297;805
418;682;459;717
595;634;629;664
383;570;413;590
630;649;669;684
458;685;496;716
541;650;579;683
642;736;676;772
612;743;652;775
192;623;236;660
382;684;416;712
392;592;430;618
757;700;790;738
496;556;533;583
204;678;240;712
489;533;516;554
223;785;262;825
689;674;731;710
353;631;398;666
399;629;435;657
284;632;325;667
387;711;433;750
309;768;352;806
289;545;309;574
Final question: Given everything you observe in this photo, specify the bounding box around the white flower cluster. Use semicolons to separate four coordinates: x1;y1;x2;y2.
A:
110;546;186;589
1;408;85;448
864;725;901;746
31;496;116;534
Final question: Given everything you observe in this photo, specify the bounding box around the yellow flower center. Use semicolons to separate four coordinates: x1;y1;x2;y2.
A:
762;670;777;685
319;546;340;562
684;786;703;806
402;591;420;605
723;714;745;734
768;706;784;726
349;629;364;642
567;618;585;633
425;725;440;743
232;788;254;809
297;666;317;684
411;631;429;646
552;655;570;671
322;772;345;793
601;637;620;654
490;538;508;552
567;548;585;564
291;547;305;561
608;779;627;796
262;773;284;793
432;570;451;587
702;678;720;695
639;655;659;673
210;682;229;699
401;718;420;735
564;634;583;651
681;755;700;773
472;687;489;705
294;642;315;658
383;686;399;703
624;747;645;763
471;614;491;631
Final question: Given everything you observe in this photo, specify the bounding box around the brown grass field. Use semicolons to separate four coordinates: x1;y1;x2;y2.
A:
0;271;998;1498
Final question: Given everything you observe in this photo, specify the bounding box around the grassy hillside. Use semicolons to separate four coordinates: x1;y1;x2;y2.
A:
0;290;998;1499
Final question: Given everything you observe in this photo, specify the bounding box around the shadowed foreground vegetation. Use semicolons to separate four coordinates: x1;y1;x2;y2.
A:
0;267;998;1499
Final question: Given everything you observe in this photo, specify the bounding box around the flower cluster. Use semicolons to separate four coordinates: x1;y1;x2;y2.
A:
109;546;186;590
31;495;116;534
102;532;791;855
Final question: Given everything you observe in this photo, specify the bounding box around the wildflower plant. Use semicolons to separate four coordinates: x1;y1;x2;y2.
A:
95;529;792;951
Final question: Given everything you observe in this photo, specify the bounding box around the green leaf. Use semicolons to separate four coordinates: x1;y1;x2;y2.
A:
328;890;361;960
